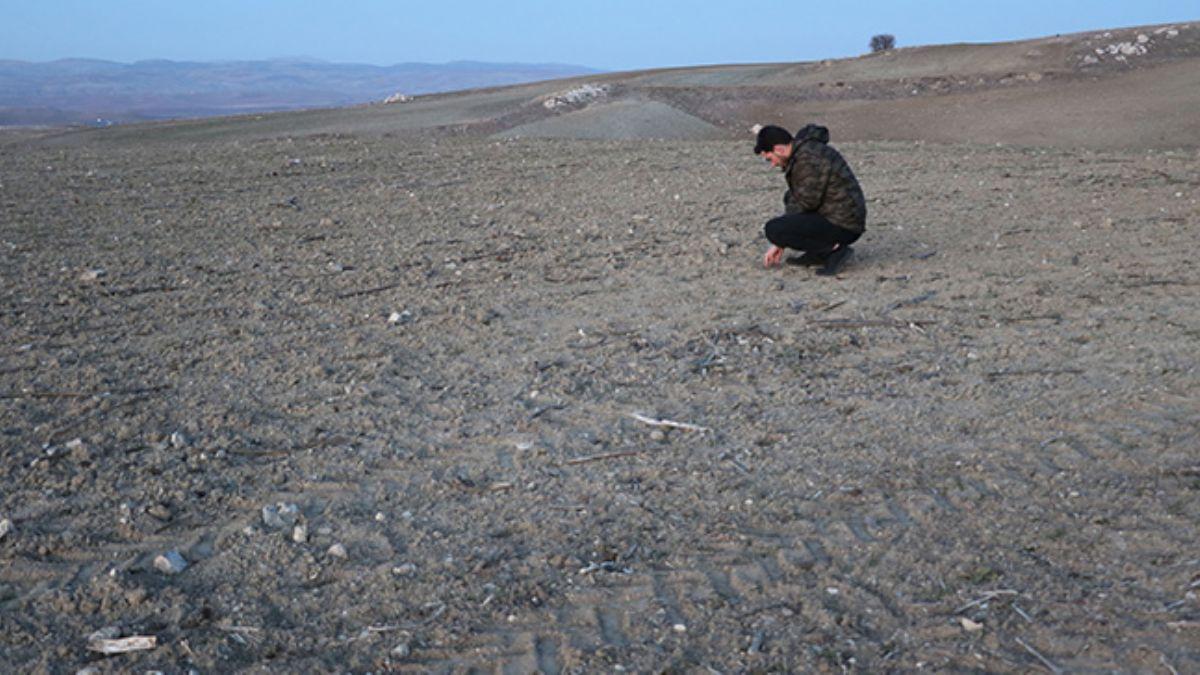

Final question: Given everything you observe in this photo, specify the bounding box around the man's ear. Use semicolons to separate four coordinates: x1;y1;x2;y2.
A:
773;143;790;157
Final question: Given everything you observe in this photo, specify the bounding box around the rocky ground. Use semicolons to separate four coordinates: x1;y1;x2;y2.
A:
1;131;1198;673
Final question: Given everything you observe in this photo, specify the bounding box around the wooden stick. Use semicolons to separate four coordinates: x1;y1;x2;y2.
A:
986;368;1083;379
335;281;405;300
629;413;711;433
1015;637;1062;674
87;635;157;654
955;589;1018;613
812;318;936;328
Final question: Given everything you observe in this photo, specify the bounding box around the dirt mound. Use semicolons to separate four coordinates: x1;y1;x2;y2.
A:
497;98;724;140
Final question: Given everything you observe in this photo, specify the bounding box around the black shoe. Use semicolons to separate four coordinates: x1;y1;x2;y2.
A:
785;250;832;267
816;246;854;276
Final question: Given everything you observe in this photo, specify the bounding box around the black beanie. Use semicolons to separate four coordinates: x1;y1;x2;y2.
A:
754;125;793;154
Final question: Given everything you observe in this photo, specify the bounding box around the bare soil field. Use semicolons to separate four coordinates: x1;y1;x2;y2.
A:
2;129;1198;673
3;19;1200;674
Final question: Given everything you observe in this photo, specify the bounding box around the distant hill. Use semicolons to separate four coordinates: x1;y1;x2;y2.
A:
0;58;601;126
17;21;1200;150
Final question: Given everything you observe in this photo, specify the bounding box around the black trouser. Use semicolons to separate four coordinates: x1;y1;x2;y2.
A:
764;212;861;254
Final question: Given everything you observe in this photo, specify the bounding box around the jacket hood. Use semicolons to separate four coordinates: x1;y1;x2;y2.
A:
793;124;830;144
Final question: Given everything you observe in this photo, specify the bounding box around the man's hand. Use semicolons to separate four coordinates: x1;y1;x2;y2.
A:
763;245;785;268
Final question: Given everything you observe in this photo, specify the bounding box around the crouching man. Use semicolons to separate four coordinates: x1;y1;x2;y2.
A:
755;124;867;275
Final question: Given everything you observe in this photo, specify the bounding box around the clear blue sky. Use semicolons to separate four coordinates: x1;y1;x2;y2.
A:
1;1;1195;71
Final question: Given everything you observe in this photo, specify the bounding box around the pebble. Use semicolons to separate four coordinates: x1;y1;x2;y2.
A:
391;642;411;658
327;543;347;558
0;518;11;541
292;524;308;543
672;623;687;633
262;503;300;530
66;438;91;463
146;503;172;521
170;431;189;449
78;268;106;282
153;551;188;575
391;562;417;577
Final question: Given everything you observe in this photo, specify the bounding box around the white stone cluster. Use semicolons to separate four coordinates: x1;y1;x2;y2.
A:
1083;25;1184;65
383;92;413;104
542;84;609;110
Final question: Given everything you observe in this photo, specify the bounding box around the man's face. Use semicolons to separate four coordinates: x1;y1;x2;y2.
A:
759;144;790;170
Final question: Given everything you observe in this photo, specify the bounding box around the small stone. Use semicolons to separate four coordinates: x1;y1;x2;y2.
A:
262;502;300;530
649;430;666;442
374;512;386;522
391;642;411;658
153;551;188;575
672;623;687;633
146;503;172;521
961;617;984;632
327;543;347;558
388;310;413;325
292;524;308;543
392;562;417;577
78;268;106;282
0;518;12;540
170;431;189;449
66;438;91;463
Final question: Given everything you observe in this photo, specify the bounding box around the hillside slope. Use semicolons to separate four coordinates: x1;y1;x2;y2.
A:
18;20;1200;150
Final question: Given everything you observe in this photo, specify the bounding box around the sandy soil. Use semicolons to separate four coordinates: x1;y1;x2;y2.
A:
2;130;1198;672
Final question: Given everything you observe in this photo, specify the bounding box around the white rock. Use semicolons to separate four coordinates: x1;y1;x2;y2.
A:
542;84;609;110
153;550;188;575
0;517;12;540
391;642;411;657
1137;34;1150;43
78;268;106;282
262;503;300;530
383;92;413;104
292;524;308;543
170;431;189;449
327;543;347;558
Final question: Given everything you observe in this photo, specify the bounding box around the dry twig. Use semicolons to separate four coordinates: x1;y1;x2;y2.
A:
629;413;711;433
1015;637;1063;674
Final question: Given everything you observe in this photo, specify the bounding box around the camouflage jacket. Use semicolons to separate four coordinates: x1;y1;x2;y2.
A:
783;124;867;233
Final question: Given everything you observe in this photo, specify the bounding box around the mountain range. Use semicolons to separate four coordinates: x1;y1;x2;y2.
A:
0;58;601;126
